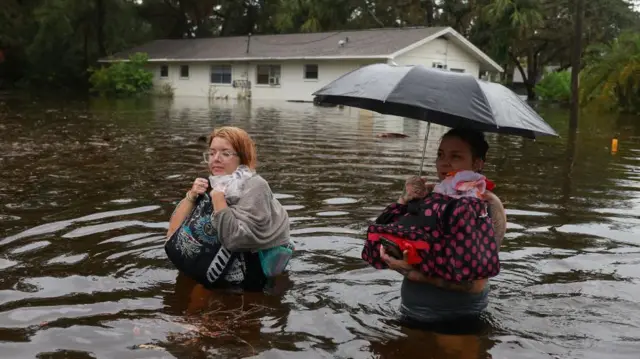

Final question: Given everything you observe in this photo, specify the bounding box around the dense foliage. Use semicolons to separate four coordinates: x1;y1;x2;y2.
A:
0;0;638;99
535;71;571;103
88;52;154;97
580;31;640;114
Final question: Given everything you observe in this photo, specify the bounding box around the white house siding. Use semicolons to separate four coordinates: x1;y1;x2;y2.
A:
249;59;382;101
153;62;221;97
150;38;485;100
152;59;384;101
392;38;480;77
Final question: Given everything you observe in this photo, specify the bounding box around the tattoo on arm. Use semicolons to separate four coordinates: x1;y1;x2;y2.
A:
488;201;506;247
484;192;506;247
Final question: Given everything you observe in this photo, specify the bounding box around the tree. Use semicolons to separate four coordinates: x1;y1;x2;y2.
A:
272;0;360;33
479;0;638;100
0;0;153;89
570;0;584;130
580;31;640;114
0;1;32;84
88;52;154;97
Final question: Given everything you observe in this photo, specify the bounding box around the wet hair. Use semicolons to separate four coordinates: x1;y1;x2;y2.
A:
208;126;257;169
441;128;489;161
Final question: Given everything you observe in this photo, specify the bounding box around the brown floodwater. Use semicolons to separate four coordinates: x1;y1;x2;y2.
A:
1;95;639;359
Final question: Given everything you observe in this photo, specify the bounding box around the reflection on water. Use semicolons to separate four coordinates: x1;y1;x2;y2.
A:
1;96;640;358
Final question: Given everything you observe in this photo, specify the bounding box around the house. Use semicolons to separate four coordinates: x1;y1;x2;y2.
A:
101;27;503;101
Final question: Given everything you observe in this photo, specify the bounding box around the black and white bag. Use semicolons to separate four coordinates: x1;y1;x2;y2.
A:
164;186;245;288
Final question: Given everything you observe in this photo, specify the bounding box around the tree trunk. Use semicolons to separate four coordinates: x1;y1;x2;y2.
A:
524;82;535;101
83;24;90;88
570;0;584;131
96;0;106;57
502;62;510;84
424;0;434;27
176;0;192;38
509;51;536;100
83;25;89;72
526;51;538;101
243;2;256;36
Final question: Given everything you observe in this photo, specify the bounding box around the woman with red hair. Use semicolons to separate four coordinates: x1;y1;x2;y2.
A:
165;126;293;291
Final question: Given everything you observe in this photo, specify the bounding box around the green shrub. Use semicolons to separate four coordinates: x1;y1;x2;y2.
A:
88;52;154;97
535;70;571;103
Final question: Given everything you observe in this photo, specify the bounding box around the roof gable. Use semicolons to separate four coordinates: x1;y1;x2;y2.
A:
390;28;504;72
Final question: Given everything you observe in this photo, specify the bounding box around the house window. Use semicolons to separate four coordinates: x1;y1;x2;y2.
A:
304;64;318;80
432;62;447;70
180;65;189;79
257;65;281;86
160;65;169;78
450;68;464;73
210;65;232;84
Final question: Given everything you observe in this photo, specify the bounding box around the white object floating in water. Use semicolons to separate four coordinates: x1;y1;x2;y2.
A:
323;197;358;205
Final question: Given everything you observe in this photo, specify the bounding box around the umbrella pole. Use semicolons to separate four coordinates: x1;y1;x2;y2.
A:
418;122;431;177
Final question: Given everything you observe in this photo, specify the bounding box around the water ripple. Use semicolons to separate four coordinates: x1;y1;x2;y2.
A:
1;97;639;358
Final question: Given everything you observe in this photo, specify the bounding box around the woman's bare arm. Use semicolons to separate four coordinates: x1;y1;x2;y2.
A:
166;199;196;239
166;179;208;239
484;191;506;248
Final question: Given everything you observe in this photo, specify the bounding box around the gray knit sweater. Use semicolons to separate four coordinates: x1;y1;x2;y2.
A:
212;175;290;252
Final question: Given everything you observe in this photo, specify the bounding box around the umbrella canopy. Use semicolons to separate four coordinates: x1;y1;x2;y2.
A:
312;63;558;139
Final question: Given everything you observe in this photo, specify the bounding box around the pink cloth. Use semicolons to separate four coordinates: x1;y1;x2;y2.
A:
433;171;488;199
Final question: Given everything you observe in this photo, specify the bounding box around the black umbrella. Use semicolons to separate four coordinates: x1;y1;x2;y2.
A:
312;63;558;175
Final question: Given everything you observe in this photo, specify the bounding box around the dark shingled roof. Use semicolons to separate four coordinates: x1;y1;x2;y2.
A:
105;27;450;61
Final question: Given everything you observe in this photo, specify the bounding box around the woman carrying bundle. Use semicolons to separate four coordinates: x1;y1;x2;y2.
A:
362;128;507;323
165;126;294;292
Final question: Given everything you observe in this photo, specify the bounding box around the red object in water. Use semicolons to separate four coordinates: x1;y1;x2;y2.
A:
367;232;429;265
0;50;5;63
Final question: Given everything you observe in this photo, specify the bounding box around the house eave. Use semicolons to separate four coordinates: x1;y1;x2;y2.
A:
97;55;392;63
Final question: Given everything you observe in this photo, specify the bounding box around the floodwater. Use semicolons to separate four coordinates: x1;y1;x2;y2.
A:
1;95;639;359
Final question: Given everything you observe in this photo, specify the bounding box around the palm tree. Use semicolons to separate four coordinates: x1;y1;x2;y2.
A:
482;0;545;99
580;31;640;114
